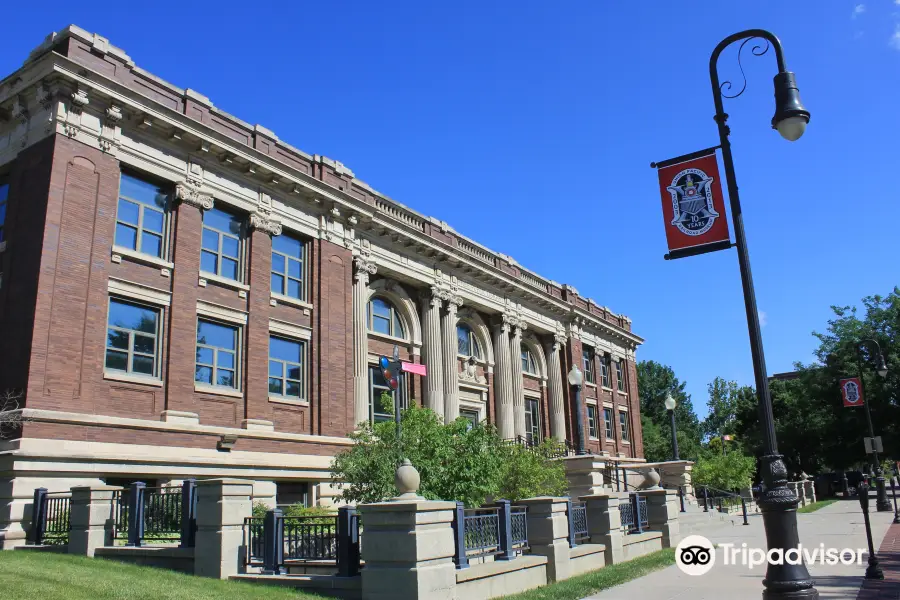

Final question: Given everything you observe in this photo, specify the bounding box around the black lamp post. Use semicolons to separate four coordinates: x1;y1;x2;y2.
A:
664;392;680;461
568;365;586;456
889;465;900;525
857;482;884;580
856;338;892;512
709;30;814;599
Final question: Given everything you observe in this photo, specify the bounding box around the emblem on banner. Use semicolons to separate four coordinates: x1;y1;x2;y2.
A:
666;168;720;236
840;377;864;408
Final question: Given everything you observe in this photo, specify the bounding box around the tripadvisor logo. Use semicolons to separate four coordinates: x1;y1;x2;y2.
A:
676;535;716;576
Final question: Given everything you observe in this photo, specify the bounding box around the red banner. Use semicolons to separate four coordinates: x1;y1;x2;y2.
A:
656;149;730;255
840;377;864;407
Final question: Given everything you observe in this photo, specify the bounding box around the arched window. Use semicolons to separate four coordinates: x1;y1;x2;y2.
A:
521;345;538;375
367;297;406;338
456;324;483;359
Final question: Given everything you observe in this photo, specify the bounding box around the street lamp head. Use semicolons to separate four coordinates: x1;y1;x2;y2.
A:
876;354;889;378
664;392;677;411
771;71;810;141
568;365;584;387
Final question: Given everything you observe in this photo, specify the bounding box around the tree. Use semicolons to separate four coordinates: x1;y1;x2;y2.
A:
636;361;703;461
0;391;26;439
692;447;756;492
702;377;752;440
330;404;566;508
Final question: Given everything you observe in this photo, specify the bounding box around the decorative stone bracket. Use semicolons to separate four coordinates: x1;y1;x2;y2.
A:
174;181;214;211
249;212;282;236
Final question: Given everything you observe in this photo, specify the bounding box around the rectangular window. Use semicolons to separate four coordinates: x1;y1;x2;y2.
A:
587;405;598;439
271;233;305;300
115;172;169;258
0;181;8;243
600;355;611;388
105;298;161;377
619;411;629;441
201;208;243;281
524;398;541;445
603;407;613;440
615;360;625;392
195;319;239;389
460;409;480;430
369;365;407;424
268;336;306;400
582;347;595;384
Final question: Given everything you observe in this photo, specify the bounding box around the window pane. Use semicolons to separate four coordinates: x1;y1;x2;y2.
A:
107;329;129;350
115;223;138;250
143;208;164;233
196;347;214;365
217;370;235;388
221;258;238;280
271;273;285;294
269;377;282;395
133;334;155;354
270;337;301;362
200;250;218;274
273;234;302;258
141;232;162;258
285;381;301;398
217;351;235;369
204;208;240;234
109;300;157;333
269;360;283;378
221;235;239;259
197;320;236;350
120;173;167;208
271;253;286;274
117;199;140;225
195;365;213;384
393;313;405;338
105;350;128;371
372;298;391;319
202;228;219;251
372;315;391;335
287;258;301;279
132;354;154;375
457;326;470;355
287;279;301;299
286;364;301;380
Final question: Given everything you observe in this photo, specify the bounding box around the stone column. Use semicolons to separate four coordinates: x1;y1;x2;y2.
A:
518;497;572;582
194;479;253;580
360;499;457;600
545;334;567;442
441;294;463;424
492;316;514;439
563;455;607;499
582;492;627;565
420;288;445;417
511;322;527;439
643;488;680;548
68;486;120;557
353;255;377;427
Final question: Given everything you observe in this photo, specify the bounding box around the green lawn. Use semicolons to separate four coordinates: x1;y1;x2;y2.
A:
0;550;324;600
501;548;676;600
798;499;838;513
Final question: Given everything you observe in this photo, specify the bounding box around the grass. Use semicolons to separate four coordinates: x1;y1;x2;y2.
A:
501;548;676;600
0;550;325;600
798;499;839;513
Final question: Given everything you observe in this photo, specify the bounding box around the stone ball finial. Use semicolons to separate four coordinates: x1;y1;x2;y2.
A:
639;469;662;490
394;459;421;499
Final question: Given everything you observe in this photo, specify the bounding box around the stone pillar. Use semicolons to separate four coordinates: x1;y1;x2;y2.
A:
420;288;445;417
545;334;567;442
519;497;572;582
492;316;514;439
441;294;463;424
805;479;816;504
353;255;377;427
194;479;253;580
244;217;278;428
68;486;120;557
643;488;680;548
251;481;277;509
582;493;627;565
511;322;527;439
360;499;457;600
563;455;607;499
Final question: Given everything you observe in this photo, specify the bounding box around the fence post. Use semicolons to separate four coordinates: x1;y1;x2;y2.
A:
632;494;643;534
126;482;145;547
452;501;469;569
566;498;577;548
262;508;285;575
30;488;48;545
741;497;749;526
180;479;198;548
496;499;514;561
337;506;360;577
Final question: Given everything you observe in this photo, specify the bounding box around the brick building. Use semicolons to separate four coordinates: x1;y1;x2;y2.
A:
0;26;645;548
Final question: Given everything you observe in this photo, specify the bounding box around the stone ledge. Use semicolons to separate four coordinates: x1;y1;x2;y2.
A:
95;546;193;559
570;543;606;559
622;531;663;546
230;574;362;590
456;554;548;583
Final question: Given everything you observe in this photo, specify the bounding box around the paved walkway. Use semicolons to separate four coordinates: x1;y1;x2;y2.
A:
584;497;896;600
856;520;900;599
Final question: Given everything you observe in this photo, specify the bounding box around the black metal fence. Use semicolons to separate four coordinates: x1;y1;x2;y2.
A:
618;493;648;534
249;507;359;576
112;481;197;547
453;500;528;569
568;500;589;544
30;489;71;546
502;436;576;458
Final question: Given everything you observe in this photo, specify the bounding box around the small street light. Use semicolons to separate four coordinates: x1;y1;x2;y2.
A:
664;392;680;461
857;339;892;512
568;365;586;456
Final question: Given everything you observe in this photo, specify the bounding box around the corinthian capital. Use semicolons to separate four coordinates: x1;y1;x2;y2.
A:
175;182;214;211
353;255;378;284
249;212;283;236
420;286;443;308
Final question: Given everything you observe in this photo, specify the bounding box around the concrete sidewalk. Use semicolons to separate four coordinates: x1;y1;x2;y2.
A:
584;498;895;600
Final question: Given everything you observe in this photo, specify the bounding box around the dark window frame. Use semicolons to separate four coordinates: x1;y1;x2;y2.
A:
201;207;245;282
367;296;406;338
114;170;171;259
268;335;307;401
270;233;307;301
603;407;614;440
587;404;599;439
369;364;408;424
104;296;162;378
619;410;630;441
195;318;241;390
582;347;596;384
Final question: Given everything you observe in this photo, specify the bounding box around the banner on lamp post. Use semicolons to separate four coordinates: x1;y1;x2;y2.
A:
652;147;732;260
840;377;864;407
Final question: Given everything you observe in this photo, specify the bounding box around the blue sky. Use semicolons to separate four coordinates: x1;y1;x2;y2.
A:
4;1;899;420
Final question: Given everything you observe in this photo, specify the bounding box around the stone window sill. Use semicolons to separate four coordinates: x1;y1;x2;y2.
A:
194;383;243;399
200;271;250;292
270;293;313;311
367;330;410;346
601;386;614;392
617;390;628;397
584;381;597;389
103;371;164;387
112;246;174;271
621;440;631;445
268;396;310;408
